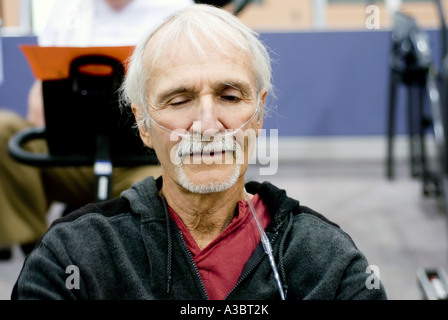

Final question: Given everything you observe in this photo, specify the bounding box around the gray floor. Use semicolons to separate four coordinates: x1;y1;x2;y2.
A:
1;159;447;300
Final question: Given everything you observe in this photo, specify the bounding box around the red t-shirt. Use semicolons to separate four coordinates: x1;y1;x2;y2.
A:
168;194;271;300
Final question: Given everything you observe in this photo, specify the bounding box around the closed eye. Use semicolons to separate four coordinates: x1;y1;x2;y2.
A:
171;100;190;106
219;85;245;104
168;95;192;107
221;95;241;103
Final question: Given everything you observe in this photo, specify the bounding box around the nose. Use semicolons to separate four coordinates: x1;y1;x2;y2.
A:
193;96;223;136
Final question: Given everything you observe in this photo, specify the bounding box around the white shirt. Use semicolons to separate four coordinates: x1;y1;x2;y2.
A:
38;0;193;46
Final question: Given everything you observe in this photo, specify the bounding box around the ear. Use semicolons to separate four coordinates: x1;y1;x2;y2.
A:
131;104;153;149
256;89;267;135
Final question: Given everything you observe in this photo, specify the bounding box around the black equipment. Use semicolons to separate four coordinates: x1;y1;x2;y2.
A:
386;12;436;196
8;54;158;202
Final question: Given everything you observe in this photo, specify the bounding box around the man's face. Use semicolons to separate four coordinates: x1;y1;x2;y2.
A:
136;39;265;194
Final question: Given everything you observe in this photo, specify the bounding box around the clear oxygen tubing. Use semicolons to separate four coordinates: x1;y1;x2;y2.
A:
244;189;286;300
144;103;260;139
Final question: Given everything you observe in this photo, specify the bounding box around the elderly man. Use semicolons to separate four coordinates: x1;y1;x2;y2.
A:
13;4;387;300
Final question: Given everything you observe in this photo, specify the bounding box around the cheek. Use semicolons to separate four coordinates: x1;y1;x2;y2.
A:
149;131;181;168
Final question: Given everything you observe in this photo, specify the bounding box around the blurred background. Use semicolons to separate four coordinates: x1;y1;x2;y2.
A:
1;0;448;300
1;0;445;33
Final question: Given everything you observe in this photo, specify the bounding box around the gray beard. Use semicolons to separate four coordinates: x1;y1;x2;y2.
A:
175;162;241;194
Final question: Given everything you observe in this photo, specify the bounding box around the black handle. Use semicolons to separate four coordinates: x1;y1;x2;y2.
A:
8;127;157;167
8;127;93;166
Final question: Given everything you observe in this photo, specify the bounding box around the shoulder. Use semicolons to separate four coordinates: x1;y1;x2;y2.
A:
52;197;132;227
292;211;355;249
12;197;140;300
40;197;137;252
289;204;360;256
283;203;363;265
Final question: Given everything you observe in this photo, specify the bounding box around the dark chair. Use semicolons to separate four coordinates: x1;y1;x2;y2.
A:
386;12;436;195
8;54;158;203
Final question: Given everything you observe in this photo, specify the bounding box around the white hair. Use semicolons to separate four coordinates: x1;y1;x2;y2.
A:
120;4;273;130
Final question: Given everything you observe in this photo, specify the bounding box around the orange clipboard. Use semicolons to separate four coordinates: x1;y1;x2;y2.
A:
20;45;135;81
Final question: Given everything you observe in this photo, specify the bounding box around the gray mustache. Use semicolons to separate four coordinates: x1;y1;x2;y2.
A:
176;136;237;159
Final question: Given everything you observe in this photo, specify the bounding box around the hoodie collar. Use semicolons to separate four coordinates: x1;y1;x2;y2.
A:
245;180;302;232
123;176;301;231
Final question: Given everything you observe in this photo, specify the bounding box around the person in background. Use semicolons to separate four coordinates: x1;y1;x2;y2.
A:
0;0;193;260
13;4;386;300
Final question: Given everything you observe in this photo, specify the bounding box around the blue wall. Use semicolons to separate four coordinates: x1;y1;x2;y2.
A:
0;36;37;117
0;30;441;136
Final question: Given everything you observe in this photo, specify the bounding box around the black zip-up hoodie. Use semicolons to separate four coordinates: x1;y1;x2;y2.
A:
12;176;387;300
